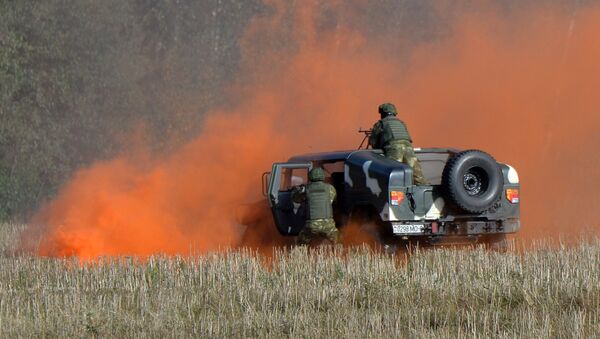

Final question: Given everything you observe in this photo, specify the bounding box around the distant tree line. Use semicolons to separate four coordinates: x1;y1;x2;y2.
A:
0;0;262;221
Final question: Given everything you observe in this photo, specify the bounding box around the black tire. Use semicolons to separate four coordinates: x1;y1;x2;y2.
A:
441;150;503;213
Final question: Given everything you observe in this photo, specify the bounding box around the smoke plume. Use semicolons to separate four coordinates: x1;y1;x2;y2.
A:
22;1;600;258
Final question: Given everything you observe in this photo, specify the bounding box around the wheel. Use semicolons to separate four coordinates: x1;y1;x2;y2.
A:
441;150;503;213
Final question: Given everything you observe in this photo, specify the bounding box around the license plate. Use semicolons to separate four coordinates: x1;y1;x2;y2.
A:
392;223;424;235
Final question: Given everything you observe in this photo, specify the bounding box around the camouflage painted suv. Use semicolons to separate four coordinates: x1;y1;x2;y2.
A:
265;147;520;248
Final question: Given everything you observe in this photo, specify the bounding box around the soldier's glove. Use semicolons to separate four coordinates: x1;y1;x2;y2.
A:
292;184;306;195
291;185;307;203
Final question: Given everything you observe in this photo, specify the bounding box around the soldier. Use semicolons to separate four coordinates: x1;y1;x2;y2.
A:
293;167;339;245
368;102;427;185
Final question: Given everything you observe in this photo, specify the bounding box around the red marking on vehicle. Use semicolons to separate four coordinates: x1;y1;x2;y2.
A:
506;188;519;203
390;191;404;206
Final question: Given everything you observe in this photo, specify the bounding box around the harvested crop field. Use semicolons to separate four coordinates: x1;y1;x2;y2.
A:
1;223;598;337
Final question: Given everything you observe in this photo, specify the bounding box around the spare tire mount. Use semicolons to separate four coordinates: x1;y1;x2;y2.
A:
441;150;503;213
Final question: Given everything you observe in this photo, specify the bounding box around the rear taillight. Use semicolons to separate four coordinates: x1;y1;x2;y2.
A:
390;191;405;206
506;188;519;203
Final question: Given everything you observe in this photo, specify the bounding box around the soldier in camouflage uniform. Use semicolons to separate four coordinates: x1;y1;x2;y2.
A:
368;103;427;185
293;167;339;245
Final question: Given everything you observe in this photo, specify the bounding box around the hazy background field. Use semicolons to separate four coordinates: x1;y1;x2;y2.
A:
0;222;598;337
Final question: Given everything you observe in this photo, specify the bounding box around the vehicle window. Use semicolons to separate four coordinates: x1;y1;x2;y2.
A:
322;161;344;175
279;168;308;192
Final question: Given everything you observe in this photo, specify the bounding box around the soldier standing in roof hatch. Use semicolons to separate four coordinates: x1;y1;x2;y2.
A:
292;167;339;245
368;102;427;185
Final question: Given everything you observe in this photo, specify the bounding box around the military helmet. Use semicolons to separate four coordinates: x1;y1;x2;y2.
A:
378;102;397;117
308;167;325;182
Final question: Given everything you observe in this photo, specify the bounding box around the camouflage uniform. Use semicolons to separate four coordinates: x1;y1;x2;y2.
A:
369;103;427;185
297;218;338;245
294;168;338;245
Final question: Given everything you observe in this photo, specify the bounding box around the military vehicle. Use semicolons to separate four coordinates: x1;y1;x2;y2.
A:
263;137;520;249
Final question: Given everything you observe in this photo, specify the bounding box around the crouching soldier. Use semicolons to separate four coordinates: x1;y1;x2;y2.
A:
293;167;339;245
368;102;427;185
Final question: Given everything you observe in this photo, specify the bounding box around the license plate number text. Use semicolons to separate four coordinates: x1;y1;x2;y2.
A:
392;223;424;235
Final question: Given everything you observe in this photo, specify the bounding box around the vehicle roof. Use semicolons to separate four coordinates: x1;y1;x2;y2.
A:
288;150;375;163
287;148;459;163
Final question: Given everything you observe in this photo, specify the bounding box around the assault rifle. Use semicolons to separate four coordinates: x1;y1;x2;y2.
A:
358;128;373;149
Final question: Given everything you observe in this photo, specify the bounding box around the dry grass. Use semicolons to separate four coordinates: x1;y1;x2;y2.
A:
0;222;598;337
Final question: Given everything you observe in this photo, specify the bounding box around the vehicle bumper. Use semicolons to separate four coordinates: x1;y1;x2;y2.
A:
390;218;520;237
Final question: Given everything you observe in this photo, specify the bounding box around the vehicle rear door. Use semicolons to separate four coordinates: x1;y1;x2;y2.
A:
267;162;312;236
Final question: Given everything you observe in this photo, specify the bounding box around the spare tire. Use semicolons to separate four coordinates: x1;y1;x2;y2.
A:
441;150;503;213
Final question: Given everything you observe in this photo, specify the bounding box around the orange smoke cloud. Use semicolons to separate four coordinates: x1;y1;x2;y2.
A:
398;3;600;242
22;1;600;258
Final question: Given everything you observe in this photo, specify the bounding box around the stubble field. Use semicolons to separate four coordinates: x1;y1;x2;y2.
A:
0;222;598;337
